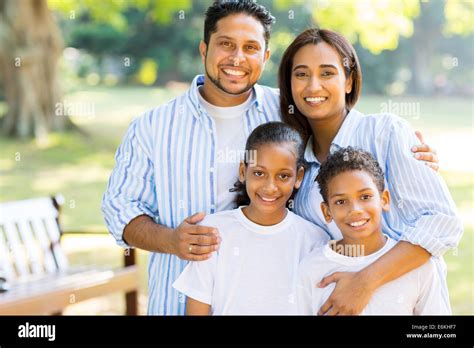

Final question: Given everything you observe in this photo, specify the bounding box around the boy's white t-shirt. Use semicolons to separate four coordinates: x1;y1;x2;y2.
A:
172;207;330;315
296;235;451;315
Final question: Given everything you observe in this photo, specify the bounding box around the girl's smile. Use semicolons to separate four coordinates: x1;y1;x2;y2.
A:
239;143;304;226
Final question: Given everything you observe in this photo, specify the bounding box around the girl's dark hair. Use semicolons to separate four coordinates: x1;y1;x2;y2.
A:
230;121;306;208
278;28;362;143
316;146;385;203
204;0;275;50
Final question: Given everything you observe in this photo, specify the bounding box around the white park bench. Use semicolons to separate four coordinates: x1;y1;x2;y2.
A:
0;196;138;315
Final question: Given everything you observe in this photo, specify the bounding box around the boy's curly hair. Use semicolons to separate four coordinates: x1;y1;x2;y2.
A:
316;146;385;203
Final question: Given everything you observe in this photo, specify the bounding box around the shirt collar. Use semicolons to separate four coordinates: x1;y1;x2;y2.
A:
186;74;264;120
304;108;363;164
331;108;363;148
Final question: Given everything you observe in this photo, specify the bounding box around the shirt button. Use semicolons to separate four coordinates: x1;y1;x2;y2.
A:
209;167;215;173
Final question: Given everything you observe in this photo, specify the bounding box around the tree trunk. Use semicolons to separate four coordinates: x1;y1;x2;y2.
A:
411;1;443;95
0;0;76;140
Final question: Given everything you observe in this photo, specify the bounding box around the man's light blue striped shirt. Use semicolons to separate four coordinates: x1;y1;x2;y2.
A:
101;75;281;315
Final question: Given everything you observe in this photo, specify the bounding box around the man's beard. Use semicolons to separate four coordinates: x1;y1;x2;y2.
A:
205;58;254;96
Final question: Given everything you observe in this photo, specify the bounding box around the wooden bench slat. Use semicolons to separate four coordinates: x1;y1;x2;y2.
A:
0;267;138;315
0;226;15;280
30;218;58;274
0;197;58;223
3;221;29;279
43;217;69;271
17;220;44;276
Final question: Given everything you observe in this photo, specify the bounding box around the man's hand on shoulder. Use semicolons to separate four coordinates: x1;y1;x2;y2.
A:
170;212;221;261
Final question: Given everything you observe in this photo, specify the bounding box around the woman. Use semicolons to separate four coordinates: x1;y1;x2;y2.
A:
278;28;463;315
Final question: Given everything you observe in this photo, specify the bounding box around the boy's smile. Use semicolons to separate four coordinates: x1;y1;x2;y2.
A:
321;170;390;254
240;143;304;226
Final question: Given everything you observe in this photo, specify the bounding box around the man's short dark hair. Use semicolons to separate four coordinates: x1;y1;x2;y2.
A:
316;147;385;203
204;0;275;49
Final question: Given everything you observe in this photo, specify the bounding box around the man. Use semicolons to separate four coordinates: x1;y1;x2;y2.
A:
102;0;437;315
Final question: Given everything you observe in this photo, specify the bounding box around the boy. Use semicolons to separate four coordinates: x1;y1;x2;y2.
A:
296;147;451;315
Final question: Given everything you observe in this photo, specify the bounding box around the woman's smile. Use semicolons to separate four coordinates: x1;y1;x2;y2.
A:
291;42;352;122
304;96;329;107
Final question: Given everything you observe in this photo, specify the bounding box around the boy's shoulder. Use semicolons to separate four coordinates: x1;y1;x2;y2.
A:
413;256;438;281
298;243;329;278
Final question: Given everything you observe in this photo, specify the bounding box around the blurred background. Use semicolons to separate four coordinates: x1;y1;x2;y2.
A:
0;0;472;314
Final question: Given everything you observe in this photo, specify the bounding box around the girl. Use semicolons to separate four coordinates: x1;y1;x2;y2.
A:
172;122;329;315
278;28;462;315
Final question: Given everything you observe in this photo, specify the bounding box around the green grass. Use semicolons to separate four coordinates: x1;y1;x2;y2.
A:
357;94;473;131
0;86;472;314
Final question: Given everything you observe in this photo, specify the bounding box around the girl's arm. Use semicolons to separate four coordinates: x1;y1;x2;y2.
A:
186;297;211;315
317;120;462;316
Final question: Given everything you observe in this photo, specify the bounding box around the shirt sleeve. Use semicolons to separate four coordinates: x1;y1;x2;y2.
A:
101;115;158;247
384;117;463;257
414;258;451;315
172;253;218;306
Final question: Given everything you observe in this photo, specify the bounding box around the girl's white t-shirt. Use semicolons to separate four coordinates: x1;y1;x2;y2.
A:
172;207;329;315
296;235;451;315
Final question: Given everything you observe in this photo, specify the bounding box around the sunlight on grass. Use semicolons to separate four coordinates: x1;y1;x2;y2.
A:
33;165;110;191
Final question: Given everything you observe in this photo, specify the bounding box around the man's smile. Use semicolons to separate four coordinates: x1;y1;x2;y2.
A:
220;66;249;79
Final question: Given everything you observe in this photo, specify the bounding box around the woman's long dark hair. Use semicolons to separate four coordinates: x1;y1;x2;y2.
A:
278;28;362;143
230;121;306;208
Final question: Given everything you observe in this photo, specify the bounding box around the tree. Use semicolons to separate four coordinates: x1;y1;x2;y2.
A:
0;0;74;140
0;0;190;139
275;0;473;95
410;0;473;94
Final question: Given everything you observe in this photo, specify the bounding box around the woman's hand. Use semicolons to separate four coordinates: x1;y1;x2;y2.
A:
317;271;374;315
412;131;439;171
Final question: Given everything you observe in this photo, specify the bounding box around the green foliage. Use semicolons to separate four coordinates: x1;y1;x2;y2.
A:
311;0;420;54
444;0;474;36
49;0;130;30
272;0;421;53
49;0;192;29
137;58;158;85
69;23;127;55
50;0;473;94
